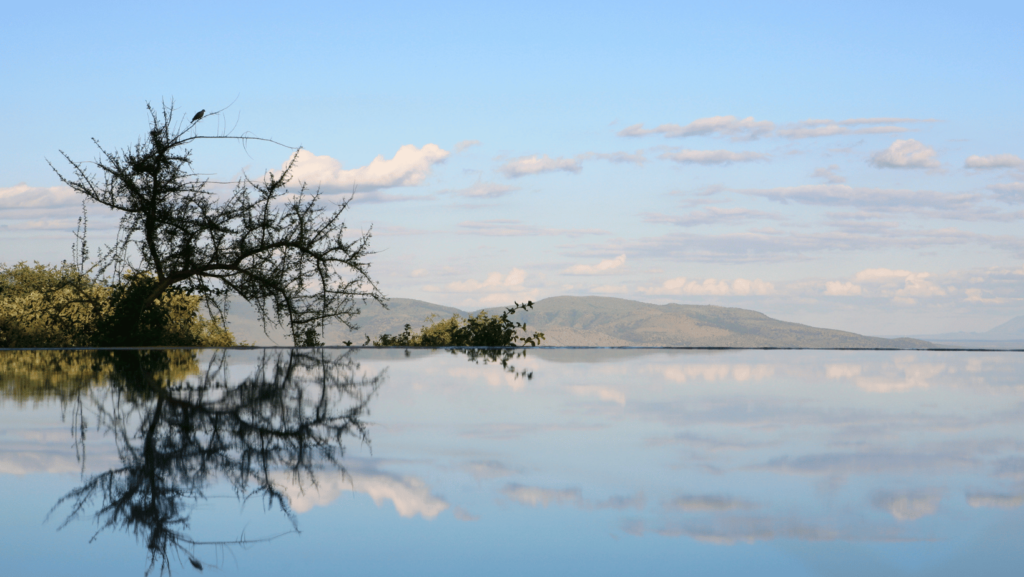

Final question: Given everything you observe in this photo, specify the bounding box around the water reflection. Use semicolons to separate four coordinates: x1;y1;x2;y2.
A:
21;349;382;575
2;348;1023;576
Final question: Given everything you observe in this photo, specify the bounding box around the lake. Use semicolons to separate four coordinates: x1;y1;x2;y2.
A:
1;348;1022;576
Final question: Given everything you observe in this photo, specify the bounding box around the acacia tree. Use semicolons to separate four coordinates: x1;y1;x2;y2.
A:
51;102;383;345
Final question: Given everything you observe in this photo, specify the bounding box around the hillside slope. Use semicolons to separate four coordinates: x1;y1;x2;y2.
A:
228;295;933;348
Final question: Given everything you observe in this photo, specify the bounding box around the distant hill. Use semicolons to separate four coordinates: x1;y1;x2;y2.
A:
226;295;934;349
910;315;1024;349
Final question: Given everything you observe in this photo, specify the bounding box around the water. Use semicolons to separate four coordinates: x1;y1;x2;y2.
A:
1;348;1022;576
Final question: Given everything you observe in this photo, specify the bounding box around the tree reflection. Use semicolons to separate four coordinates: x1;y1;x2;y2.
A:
47;349;383;576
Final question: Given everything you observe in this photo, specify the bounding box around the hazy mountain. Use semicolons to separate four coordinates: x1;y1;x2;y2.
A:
227;295;934;349
909;315;1024;349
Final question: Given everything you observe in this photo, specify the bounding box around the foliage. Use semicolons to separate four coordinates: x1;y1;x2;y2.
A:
368;301;545;347
50;102;383;345
0;261;235;348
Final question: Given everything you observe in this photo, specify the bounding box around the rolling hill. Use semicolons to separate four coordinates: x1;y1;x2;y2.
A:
226;295;934;349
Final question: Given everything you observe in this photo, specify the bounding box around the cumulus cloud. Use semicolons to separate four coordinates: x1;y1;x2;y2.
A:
965;154;1024;169
869;139;940;169
287;145;449;191
618;116;774;140
824;281;862;296
565;254;626;275
638;277;774;296
499;154;582;178
854;268;945;304
660;150;767;165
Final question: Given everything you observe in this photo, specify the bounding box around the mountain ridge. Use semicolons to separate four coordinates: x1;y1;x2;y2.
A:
226;295;935;349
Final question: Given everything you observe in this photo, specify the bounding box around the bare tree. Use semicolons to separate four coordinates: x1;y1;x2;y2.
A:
50;102;383;345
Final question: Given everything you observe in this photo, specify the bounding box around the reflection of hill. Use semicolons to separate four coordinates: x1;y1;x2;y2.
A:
229;295;933;349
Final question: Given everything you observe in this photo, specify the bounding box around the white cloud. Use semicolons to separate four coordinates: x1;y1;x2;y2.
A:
638;277;774;296
660;150;768;165
989;182;1024;203
854;268;915;282
824;281;862;296
966;493;1023;509
443;182;518;198
0;183;79;209
454;140;481;152
457;220;607;237
811;165;846;183
853;268;945;304
665;495;756;512
589;284;629;294
965;154;1024;169
644;207;780;227
423;267;540;307
964;288;1008;304
445;268;526;292
569;384;626;405
735;184;993;219
287;145;449;191
579;151;647;165
272;469;448;519
769;117;935;139
565;254;625;275
872;492;941;521
502;484;581;507
869;139;940;169
463;460;519;480
499;154;582;177
618;116;774;140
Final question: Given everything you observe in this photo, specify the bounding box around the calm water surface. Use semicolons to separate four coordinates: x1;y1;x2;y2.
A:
1;348;1022;576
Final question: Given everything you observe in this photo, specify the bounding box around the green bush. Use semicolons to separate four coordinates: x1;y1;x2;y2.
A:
0;262;235;348
369;301;545;347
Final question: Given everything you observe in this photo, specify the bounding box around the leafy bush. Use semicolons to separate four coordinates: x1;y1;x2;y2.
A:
369;301;545;347
0;262;235;348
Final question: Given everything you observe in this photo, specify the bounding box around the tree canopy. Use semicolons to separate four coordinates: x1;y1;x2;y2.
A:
50;102;383;345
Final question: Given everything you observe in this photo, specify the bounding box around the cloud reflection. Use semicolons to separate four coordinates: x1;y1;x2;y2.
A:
872;491;942;521
274;468;449;519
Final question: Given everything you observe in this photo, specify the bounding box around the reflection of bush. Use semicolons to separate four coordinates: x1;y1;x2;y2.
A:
0;262;235;348
0;349;200;405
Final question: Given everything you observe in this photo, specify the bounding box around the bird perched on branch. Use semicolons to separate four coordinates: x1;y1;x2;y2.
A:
191;109;205;123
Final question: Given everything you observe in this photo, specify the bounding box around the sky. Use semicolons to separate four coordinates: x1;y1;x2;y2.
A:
2;0;1023;336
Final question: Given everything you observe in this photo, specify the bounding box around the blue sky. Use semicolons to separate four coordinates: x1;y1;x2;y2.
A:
2;1;1023;335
